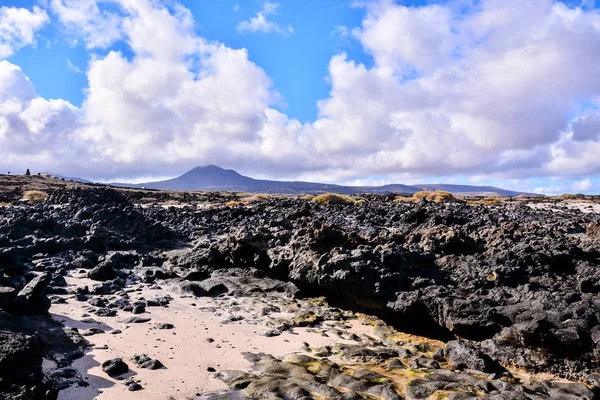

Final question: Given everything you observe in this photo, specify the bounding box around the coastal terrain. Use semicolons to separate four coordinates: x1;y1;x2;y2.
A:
1;174;600;399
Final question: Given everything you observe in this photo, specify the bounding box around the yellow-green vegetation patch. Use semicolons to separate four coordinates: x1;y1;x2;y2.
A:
357;313;386;328
396;190;457;203
293;311;323;327
308;296;327;308
342;364;431;398
305;361;323;374
557;193;582;200
432;389;484;400
468;198;500;205
239;194;271;204
387;331;446;355
413;191;455;203
23;190;48;204
358;313;446;354
313;193;358;205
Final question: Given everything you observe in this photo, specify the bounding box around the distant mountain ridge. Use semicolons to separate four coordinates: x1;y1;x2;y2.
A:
111;165;542;196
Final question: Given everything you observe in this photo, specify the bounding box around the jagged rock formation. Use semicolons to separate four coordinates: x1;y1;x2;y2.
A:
1;187;600;399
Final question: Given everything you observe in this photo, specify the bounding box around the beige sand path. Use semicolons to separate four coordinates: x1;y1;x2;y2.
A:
53;280;369;400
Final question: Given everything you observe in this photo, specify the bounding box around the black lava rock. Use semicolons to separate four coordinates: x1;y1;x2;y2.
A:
101;358;129;376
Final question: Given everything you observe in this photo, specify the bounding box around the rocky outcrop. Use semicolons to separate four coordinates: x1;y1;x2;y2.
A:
167;198;600;379
3;187;600;397
7;273;51;315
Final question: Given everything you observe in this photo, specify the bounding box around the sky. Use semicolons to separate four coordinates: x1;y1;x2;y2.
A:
1;0;600;194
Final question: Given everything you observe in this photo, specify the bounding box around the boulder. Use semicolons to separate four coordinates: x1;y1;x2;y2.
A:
445;340;501;373
101;358;129;376
88;262;116;282
7;273;51;315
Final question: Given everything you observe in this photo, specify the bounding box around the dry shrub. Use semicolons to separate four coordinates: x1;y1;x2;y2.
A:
558;193;584;200
225;201;241;207
396;190;456;203
239;194;270;204
587;223;600;238
313;193;356;205
23;190;47;204
414;190;454;202
468;198;500;205
395;195;414;203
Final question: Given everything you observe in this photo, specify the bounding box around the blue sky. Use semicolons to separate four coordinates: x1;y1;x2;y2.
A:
3;0;448;122
6;0;374;122
1;0;600;194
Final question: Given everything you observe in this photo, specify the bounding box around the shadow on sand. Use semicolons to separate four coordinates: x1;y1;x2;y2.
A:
51;313;113;332
49;313;139;399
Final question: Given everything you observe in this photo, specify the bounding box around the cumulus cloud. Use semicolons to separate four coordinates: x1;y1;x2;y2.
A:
0;5;48;59
236;2;293;36
66;58;83;74
50;0;123;49
534;178;597;195
0;61;86;173
0;0;305;180
301;0;600;180
2;0;600;186
571;110;600;141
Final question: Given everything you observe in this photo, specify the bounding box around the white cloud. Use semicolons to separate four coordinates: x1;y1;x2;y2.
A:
332;25;349;38
50;0;123;49
534;178;595;195
0;61;86;174
574;178;594;192
354;2;454;72
343;177;393;187
236;2;293;36
0;5;48;59
66;58;83;74
297;0;600;180
3;0;600;187
0;0;304;180
571;110;600;141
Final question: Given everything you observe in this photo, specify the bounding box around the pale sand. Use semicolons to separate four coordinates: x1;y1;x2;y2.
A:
53;278;371;400
527;201;600;214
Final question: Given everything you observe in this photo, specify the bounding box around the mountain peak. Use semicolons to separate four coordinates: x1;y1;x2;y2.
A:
192;164;224;171
111;166;542;196
183;165;239;177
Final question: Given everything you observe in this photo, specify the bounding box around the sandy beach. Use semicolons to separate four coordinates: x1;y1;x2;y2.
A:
52;276;372;400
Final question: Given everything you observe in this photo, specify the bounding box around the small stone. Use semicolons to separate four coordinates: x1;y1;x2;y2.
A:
101;358;129;376
123;316;151;324
81;327;105;337
141;359;163;370
132;304;145;314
